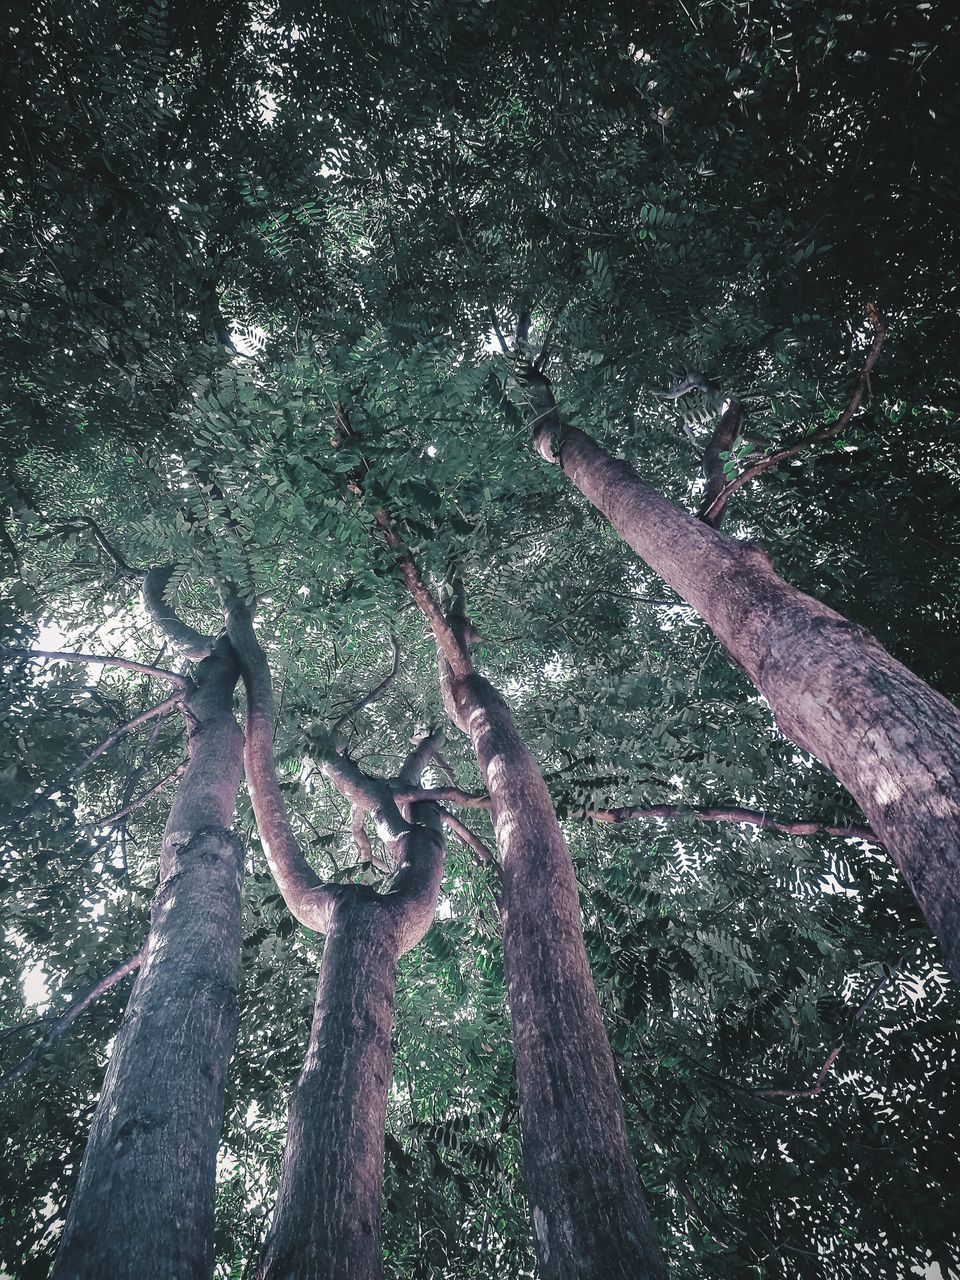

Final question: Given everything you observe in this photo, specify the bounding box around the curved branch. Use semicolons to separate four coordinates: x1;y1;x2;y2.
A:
696;400;743;528
4;648;187;688
1;947;145;1089
143;566;216;660
700;306;887;523
224;597;334;931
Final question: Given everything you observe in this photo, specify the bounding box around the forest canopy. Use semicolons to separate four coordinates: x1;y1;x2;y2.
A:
1;1;959;1277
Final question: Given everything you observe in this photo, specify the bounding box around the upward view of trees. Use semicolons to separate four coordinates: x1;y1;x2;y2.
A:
2;2;958;1277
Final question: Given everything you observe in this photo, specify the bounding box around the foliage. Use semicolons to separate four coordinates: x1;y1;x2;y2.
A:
2;1;959;1277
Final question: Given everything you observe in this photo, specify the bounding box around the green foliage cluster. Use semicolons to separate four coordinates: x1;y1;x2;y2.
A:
1;1;959;1276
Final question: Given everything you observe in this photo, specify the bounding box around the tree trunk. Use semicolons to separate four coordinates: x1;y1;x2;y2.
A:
52;639;245;1280
532;405;960;982
441;665;666;1280
256;890;401;1280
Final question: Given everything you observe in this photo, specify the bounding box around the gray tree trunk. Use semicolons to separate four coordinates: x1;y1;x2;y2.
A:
52;638;245;1280
440;661;666;1280
532;400;960;982
255;809;444;1280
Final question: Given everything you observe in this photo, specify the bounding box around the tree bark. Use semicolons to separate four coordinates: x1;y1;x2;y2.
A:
227;597;446;1279
52;638;245;1280
530;382;960;982
256;891;400;1280
441;665;666;1280
255;816;444;1280
375;528;665;1280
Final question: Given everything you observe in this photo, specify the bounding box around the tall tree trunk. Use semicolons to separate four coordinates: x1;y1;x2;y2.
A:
528;376;960;982
226;598;446;1280
52;638;245;1280
374;524;666;1280
442;665;665;1280
255;818;444;1280
256;891;401;1280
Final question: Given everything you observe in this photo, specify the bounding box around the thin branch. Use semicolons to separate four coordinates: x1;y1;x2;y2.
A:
700;305;887;522
582;803;878;845
751;961;901;1101
82;760;188;827
329;634;401;742
0;946;145;1089
397;790;878;844
82;517;145;579
3;648;188;688
438;807;497;867
75;695;183;776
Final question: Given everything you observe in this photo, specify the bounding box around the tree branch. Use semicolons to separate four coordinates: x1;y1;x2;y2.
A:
3;648;188;688
82;760;188;827
0;947;145;1089
582;803;878;844
397;790;878;844
224;596;335;931
373;511;472;679
751;961;900;1101
143;566;216;660
696;399;743;528
700;305;887;523
329;634;401;743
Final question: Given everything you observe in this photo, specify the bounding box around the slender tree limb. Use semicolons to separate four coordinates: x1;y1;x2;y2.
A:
700;305;887;523
329;634;401;743
143;566;216;660
397;789;878;844
0;947;145;1089
751;961;900;1101
582;803;878;844
696;399;744;528
395;785;491;810
437;807;497;867
82;517;145;579
3;648;188;688
77;696;183;775
82;760;188;827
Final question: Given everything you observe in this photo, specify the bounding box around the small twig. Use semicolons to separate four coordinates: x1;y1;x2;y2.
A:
3;648;188;688
0;946;145;1089
751;961;901;1101
81;517;145;579
329;635;401;743
82;760;188;827
700;305;887;522
696;400;743;528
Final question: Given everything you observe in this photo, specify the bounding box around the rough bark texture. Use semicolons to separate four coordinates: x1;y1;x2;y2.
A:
256;892;400;1280
52;639;245;1280
443;665;666;1279
534;414;960;981
257;809;443;1280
